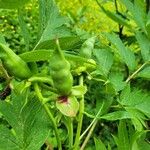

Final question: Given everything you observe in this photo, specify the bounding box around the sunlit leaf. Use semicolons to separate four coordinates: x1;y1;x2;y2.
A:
136;32;150;61
93;48;113;76
101;111;131;121
56;96;79;117
0;90;50;150
105;33;136;71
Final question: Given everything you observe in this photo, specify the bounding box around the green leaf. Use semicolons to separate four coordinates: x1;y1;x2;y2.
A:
19;50;53;62
126;108;146;131
56;96;79;117
133;0;147;31
94;137;107;150
131;130;150;150
19;49;91;64
120;0;146;31
0;33;6;45
71;85;87;97
0;125;20;150
135;32;150;61
109;72;126;92
35;36;83;50
137;139;150;150
34;0;72;50
101;111;131;121
137;66;150;79
0;0;31;9
107;144;112;150
105;33;136;71
96;97;113;116
119;87;149;130
117;120;130;150
93;48;113;76
112;135;119;147
120;89;150;117
120;0;134;14
0;90;50;150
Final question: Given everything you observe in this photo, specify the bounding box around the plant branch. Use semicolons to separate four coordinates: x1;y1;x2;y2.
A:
80;102;104;140
125;62;148;83
114;0;124;39
34;83;62;150
74;76;84;150
68;118;73;149
80;121;98;150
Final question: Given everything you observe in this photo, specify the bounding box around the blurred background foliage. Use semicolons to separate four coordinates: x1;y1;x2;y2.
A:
0;0;119;51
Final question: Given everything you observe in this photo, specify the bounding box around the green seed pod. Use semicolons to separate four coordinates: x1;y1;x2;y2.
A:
0;43;31;79
50;39;73;96
79;36;96;59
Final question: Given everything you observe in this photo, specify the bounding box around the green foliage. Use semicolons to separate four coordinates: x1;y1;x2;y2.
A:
0;0;150;149
0;90;50;150
0;0;31;9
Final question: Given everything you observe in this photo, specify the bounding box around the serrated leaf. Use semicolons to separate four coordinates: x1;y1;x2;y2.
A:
0;90;50;150
133;0;147;31
109;72;126;92
135;32;150;61
119;86;149;130
34;0;72;50
56;96;79;117
120;89;150;117
105;33;136;71
94;137;107;150
93;48;113;76
35;36;82;50
126;108;146;131
100;111;131;121
117;120;130;150
0;125;20;150
120;0;146;31
0;0;31;9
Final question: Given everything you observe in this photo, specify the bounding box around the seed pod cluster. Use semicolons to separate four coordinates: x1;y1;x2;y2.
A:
50;39;73;96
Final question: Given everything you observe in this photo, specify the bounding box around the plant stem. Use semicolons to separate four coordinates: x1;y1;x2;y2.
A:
68;118;73;149
34;83;62;150
80;121;98;150
74;76;84;150
80;102;104;140
125;62;148;83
